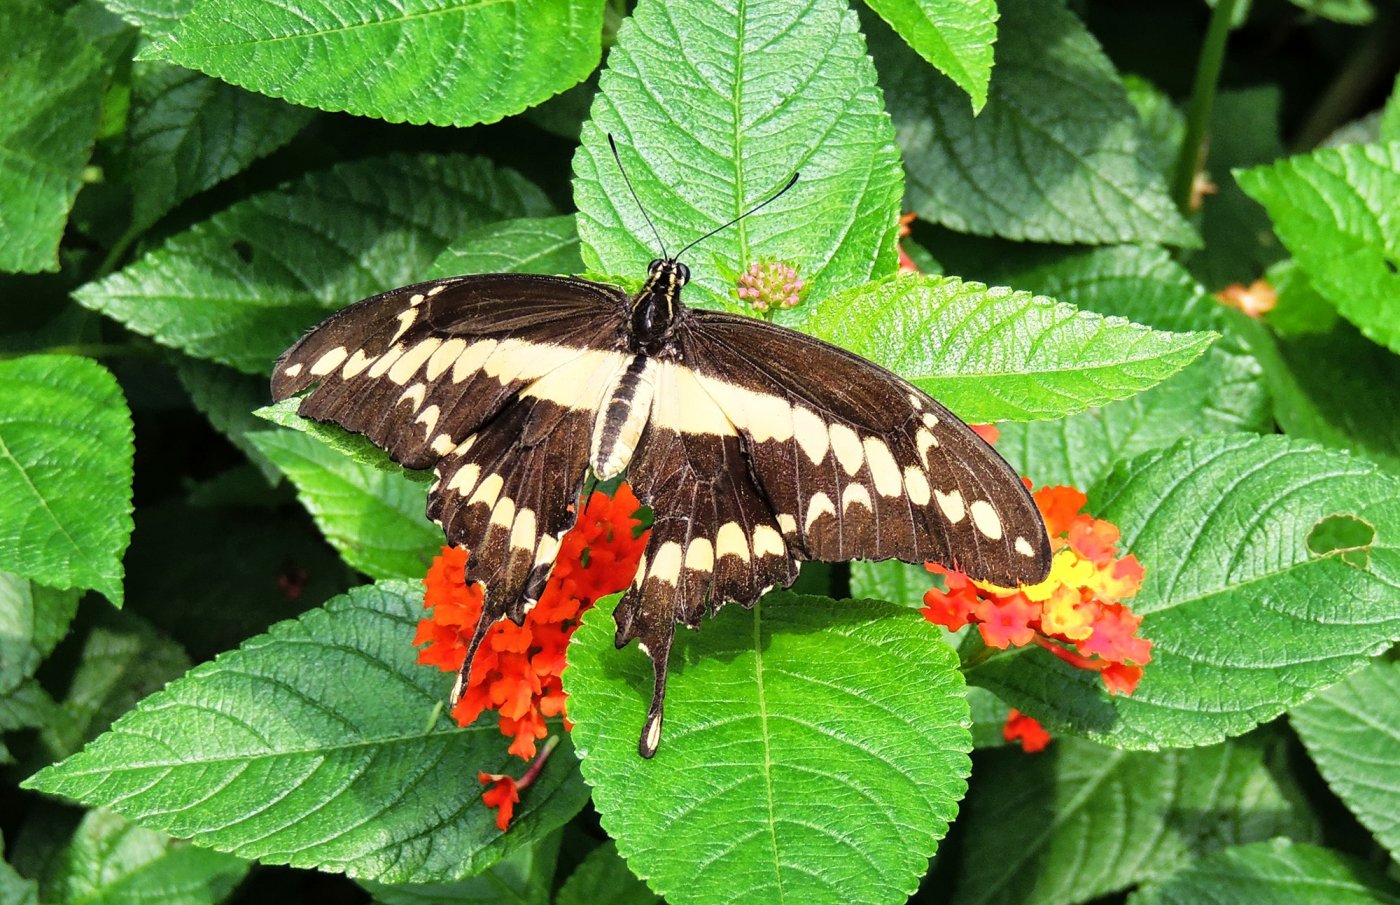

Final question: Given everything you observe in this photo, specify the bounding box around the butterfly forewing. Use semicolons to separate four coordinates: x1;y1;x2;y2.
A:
272;274;633;628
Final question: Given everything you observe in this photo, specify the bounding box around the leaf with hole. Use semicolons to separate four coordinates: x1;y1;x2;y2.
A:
970;434;1400;749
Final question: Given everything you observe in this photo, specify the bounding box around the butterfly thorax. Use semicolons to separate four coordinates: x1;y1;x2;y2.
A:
628;258;690;355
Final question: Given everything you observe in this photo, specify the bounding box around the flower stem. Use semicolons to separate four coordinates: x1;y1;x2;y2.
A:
1170;0;1242;213
517;735;560;791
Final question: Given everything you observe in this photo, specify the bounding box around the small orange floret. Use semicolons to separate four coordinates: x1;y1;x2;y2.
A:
1004;709;1052;753
478;773;519;831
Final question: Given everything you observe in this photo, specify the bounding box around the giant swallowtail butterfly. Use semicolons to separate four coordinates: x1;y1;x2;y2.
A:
272;158;1053;758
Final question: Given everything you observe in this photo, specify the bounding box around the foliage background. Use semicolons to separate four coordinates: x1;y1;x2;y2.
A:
1;0;1398;902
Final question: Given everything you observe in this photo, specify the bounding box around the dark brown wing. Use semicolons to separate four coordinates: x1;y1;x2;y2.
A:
271;274;633;680
678;309;1053;584
616;309;1051;757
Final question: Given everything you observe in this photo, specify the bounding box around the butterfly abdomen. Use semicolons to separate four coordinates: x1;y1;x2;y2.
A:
590;354;657;480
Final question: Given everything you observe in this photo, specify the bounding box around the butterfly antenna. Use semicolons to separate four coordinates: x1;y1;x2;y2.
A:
675;171;800;261
608;134;669;259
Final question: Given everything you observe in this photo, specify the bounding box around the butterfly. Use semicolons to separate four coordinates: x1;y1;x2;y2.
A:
271;148;1052;758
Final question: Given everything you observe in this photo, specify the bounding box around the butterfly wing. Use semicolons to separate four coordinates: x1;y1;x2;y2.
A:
272;274;633;667
618;308;1051;756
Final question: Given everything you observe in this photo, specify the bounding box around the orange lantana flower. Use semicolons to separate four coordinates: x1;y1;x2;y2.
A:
922;482;1152;696
416;485;649;829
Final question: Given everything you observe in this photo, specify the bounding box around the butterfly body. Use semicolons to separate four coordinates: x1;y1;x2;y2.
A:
273;259;1052;757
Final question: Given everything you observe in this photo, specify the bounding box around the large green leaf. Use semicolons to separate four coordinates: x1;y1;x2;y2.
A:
427;214;583;280
0;572;80;695
0;834;37;905
144;0;603;128
24;582;590;884
564;593;971;905
1291;658;1400;862
798;273;1215;424
73;154;551;374
871;0;1194;247
951;733;1317;905
41;810;248;905
971;245;1270;489
0;0;106;273
970;434;1400;749
246;430;438;581
0;356;134;607
124;61;313;232
574;0;902;315
1128;840;1400;905
1237;142;1400;354
861;0;997;113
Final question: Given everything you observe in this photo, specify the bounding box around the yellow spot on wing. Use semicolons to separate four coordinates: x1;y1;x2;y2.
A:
715;522;750;562
970;500;1003;540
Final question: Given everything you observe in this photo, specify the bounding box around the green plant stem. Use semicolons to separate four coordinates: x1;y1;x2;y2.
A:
1171;0;1242;214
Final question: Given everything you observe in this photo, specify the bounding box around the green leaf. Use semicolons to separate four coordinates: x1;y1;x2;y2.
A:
0;0;106;273
1264;258;1340;338
102;0;191;37
1285;0;1375;25
1123;75;1184;180
427;214;584;280
124;61;313;232
175;358;283;484
969;244;1270;489
555;840;659;905
574;0;903;314
1381;75;1400;143
42;810;248;905
871;0;1195;247
41;613;191;760
798;274;1215;424
253;398;425;479
1237;142;1400;355
74;154;551;374
861;0;997;113
1128;840;1400;905
951;733;1317;905
24;582;591;884
0;356;134;606
970;434;1400;749
246;429;438;581
564;593;971;905
1238;315;1400;473
849;559;934;608
1291;658;1400;862
360;831;560;905
145;0;603;128
0;572;80;695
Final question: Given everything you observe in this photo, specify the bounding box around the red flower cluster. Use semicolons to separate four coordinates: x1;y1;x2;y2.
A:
415;486;649;827
735;259;805;312
922;482;1152;696
1003;709;1052;753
